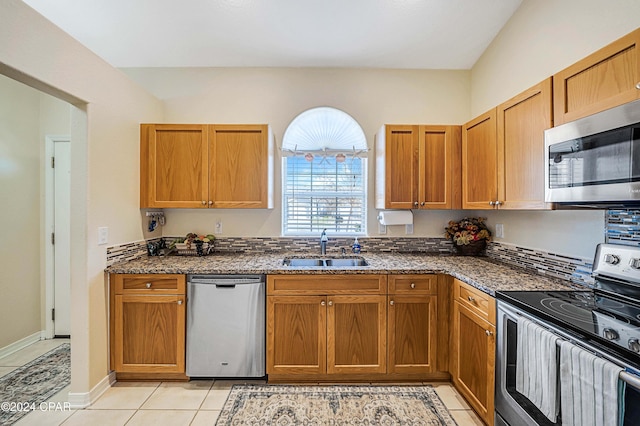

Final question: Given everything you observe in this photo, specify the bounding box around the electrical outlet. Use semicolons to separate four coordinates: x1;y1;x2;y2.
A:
214;221;223;234
405;224;414;235
98;227;109;245
495;223;504;238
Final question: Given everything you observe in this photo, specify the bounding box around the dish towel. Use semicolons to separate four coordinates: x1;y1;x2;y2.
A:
516;316;560;422
559;340;624;426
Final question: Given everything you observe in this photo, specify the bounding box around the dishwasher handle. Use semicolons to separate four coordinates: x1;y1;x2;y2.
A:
215;284;236;288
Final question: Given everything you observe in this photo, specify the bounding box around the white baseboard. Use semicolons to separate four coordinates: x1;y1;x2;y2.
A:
68;371;116;409
0;331;43;360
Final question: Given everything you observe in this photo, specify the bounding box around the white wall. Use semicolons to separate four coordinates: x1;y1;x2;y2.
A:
125;67;471;238
0;75;43;348
469;0;640;260
0;0;163;395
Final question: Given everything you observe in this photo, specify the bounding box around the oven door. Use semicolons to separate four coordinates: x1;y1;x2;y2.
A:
496;301;561;426
496;300;640;426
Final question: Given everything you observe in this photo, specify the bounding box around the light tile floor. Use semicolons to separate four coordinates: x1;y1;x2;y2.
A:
5;340;483;425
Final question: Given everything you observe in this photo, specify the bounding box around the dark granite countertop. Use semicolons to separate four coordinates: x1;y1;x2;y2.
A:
106;252;578;296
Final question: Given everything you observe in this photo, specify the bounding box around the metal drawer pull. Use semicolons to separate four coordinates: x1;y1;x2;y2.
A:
177;300;183;305
410;283;415;289
485;330;493;336
390;300;394;305
636;82;640;89
328;301;333;306
201;200;206;205
208;201;213;205
489;201;495;206
146;283;152;288
321;301;326;306
467;295;475;302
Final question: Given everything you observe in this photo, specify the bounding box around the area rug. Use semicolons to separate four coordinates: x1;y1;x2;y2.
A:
216;384;458;425
0;343;70;425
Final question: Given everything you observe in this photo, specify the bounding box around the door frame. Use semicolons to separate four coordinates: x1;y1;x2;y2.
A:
44;135;71;339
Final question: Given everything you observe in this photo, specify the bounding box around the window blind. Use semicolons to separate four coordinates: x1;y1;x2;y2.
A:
283;156;366;235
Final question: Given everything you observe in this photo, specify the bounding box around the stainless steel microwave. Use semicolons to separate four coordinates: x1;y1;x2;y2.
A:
544;99;640;207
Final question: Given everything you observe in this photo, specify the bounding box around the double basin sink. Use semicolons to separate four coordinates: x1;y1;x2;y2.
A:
283;256;369;267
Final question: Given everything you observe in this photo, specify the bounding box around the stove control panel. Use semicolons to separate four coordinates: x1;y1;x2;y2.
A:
593;243;640;282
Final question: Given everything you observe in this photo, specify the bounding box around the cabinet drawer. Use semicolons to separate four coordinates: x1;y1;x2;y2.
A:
267;274;387;295
388;275;437;294
453;279;495;324
113;274;186;295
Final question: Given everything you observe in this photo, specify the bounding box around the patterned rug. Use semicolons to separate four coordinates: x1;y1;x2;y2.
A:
0;343;70;425
216;384;458;425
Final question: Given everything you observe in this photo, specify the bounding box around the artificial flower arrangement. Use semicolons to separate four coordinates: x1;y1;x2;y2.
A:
445;217;491;246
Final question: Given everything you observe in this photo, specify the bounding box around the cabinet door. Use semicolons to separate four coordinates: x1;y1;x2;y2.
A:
418;126;461;209
388;295;437;374
267;295;326;375
208;124;272;208
113;294;186;373
497;78;553;210
462;110;498;209
451;301;495;426
554;28;640;125
377;125;419;209
327;295;387;375
140;124;208;208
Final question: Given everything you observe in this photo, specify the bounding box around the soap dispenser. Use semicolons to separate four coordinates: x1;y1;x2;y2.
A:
352;238;361;254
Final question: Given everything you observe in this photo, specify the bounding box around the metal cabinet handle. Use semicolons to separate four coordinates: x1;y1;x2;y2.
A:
208;200;213;205
413;201;419;207
485;330;493;336
177;300;183;305
328;301;333;306
410;283;416;289
495;201;503;206
420;202;426;206
321;301;326;306
390;300;394;305
201;200;206;205
467;295;475;302
489;201;495;206
636;82;640;89
146;283;152;288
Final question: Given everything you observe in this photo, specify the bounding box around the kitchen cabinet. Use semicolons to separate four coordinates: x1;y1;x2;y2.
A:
554;28;640;126
375;125;461;210
387;275;438;374
140;123;274;209
266;275;387;380
110;274;187;380
462;78;553;210
450;279;496;426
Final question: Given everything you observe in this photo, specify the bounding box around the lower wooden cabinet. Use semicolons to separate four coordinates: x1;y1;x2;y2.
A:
266;293;387;378
266;274;447;382
110;274;187;380
451;279;496;426
387;294;437;374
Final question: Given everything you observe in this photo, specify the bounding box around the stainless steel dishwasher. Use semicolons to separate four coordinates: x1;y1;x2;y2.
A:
186;274;265;377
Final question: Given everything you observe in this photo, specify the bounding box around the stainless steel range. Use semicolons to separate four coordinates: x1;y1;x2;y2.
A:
495;243;640;426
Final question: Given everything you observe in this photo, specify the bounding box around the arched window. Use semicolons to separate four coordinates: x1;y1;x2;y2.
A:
282;107;368;236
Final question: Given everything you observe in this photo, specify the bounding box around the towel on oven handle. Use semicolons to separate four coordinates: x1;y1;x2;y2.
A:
559;340;624;426
516;316;560;422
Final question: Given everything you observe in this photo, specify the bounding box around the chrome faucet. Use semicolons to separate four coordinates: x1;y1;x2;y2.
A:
320;229;328;255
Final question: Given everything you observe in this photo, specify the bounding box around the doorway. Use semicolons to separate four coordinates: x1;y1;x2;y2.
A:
45;136;71;338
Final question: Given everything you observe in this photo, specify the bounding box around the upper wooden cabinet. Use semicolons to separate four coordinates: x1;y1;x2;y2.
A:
462;110;498;209
140;123;274;209
375;125;461;210
497;78;553;210
554;28;640;126
462;79;553;210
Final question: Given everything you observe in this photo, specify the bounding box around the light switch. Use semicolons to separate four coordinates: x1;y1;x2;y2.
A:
98;227;109;245
215;221;223;234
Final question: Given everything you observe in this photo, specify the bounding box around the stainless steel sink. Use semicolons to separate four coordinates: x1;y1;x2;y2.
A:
325;258;368;267
283;258;326;266
282;257;368;267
